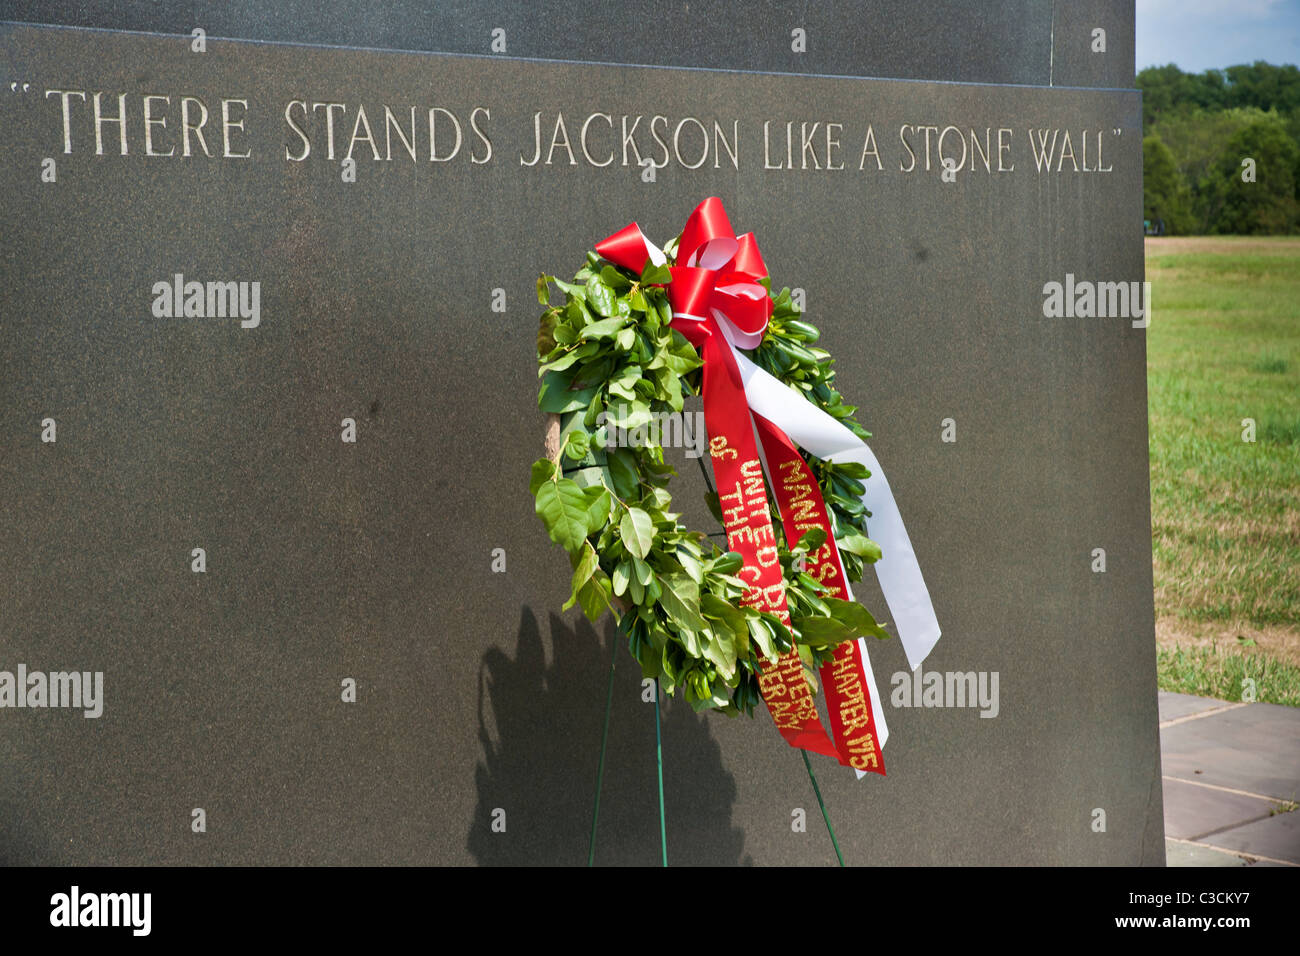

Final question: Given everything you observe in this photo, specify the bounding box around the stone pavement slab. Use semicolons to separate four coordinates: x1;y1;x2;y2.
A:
1205;810;1300;865
1160;701;1300;801
1159;692;1233;724
1161;777;1276;841
1159;693;1300;867
1165;840;1250;866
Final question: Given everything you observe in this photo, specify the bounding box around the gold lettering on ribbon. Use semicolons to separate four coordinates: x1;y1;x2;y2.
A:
757;651;816;730
778;461;848;594
777;459;881;769
710;455;822;732
720;481;747;527
831;651;879;767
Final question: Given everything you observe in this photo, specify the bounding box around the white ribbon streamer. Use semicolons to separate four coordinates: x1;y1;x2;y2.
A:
733;349;943;674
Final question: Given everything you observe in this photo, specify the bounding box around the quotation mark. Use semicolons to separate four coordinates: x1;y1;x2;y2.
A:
10;82;32;93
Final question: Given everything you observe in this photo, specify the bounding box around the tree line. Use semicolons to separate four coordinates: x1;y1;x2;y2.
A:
1140;62;1300;234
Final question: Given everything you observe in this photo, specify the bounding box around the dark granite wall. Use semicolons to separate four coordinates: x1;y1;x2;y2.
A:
2;0;1135;87
0;5;1161;866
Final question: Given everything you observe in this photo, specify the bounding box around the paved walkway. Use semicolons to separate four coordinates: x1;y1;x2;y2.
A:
1160;691;1300;866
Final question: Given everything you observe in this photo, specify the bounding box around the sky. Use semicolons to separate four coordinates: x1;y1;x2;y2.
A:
1137;0;1300;71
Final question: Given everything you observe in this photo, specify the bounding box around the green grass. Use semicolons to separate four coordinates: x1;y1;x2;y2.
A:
1146;239;1300;630
1251;354;1290;375
1157;644;1300;707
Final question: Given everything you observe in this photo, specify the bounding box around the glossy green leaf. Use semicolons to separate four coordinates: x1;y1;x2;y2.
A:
535;477;592;554
747;615;779;661
620;507;655;560
833;461;871;480
676;547;704;584
703;625;737;681
579;317;627;340
585;275;618;317
538;370;599;413
658;575;707;632
564;429;590;461
824;596;892;640
576;570;614;622
604;447;640;500
641;262;672;285
791;614;858;648
710;550;743;574
612;560;631;597
584;487;611;529
836;531;883;562
794;526;827;554
569;541;599;596
529;458;556;496
538;342;598;375
599;265;632;291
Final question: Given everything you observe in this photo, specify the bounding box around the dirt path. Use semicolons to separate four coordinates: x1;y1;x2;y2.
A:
1157;617;1300;668
1146;236;1300;257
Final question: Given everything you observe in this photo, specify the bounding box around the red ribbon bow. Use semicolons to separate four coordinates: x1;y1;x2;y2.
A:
597;197;773;350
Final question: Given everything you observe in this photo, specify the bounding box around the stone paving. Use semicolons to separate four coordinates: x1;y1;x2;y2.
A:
1160;692;1300;867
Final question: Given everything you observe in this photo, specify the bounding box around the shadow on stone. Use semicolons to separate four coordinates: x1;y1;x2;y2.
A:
469;606;747;865
0;797;54;866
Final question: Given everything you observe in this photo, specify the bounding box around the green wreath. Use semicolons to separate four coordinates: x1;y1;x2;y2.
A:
531;242;890;716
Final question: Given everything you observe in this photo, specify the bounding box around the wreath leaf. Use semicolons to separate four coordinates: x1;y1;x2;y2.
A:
619;507;655;560
658;574;707;633
535;478;593;555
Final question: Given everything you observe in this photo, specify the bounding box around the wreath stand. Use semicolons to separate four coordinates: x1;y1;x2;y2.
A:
545;415;846;868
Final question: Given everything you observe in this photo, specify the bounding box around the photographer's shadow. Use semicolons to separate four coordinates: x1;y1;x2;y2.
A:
468;606;748;865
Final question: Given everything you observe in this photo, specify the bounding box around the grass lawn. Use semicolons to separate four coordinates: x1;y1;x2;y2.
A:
1146;237;1300;707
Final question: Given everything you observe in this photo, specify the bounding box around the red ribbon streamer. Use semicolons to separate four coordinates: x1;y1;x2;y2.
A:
755;414;885;774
